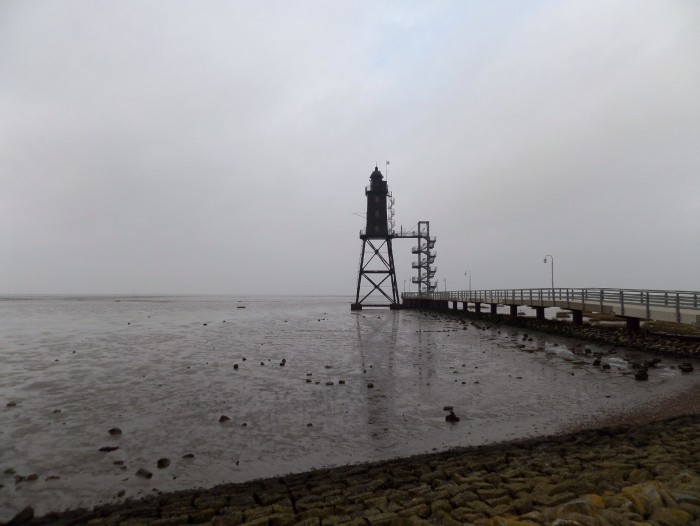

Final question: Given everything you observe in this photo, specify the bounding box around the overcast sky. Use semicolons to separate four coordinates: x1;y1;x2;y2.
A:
2;1;699;296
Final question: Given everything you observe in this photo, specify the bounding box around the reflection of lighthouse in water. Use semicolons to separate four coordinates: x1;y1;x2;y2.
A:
353;312;438;451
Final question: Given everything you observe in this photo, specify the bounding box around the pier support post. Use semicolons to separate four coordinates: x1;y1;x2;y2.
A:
474;302;481;313
572;310;583;326
509;305;518;317
624;317;641;331
535;306;545;321
490;303;498;315
351;303;362;311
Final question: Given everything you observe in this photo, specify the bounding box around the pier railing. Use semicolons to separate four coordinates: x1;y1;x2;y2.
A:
402;288;700;324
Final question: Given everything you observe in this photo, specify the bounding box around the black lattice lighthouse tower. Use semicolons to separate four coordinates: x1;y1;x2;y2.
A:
351;166;400;310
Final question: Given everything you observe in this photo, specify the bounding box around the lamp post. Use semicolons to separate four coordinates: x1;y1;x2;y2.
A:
543;255;554;298
403;279;406;293
464;270;471;293
443;278;447;293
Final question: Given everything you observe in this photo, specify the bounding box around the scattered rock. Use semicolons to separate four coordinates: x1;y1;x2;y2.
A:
108;427;122;435
443;405;454;411
635;369;649;381
446;411;460;423
156;458;170;469
233;364;239;370
6;401;17;407
679;363;694;372
219;415;231;423
99;446;119;452
135;468;152;479
367;383;374;388
182;453;195;459
8;506;34;525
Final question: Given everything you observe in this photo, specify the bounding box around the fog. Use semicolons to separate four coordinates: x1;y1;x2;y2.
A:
2;1;698;295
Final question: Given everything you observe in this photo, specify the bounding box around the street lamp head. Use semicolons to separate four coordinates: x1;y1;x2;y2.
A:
543;258;547;263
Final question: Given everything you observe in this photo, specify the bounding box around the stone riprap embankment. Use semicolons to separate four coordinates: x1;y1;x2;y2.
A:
441;310;700;358
10;414;700;526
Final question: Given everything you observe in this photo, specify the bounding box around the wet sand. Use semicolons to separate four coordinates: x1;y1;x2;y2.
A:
0;303;700;522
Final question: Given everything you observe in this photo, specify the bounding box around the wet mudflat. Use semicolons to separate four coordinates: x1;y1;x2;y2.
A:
1;295;698;521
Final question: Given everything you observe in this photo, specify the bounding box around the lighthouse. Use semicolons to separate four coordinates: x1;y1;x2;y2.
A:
351;166;400;310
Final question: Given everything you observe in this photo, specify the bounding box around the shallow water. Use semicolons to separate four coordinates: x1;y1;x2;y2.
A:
1;295;698;520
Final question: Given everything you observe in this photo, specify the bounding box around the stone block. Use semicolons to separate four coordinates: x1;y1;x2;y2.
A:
243;505;275;522
476;487;509;501
211;511;244;526
296;495;327;511
363;496;388;510
509;496;533;516
622;482;665;517
267;513;295;526
384;489;410;504
429;499;452;515
194;495;228;510
419;470;446;485
365;511;399;525
532;491;576;507
652;507;694;526
319;514;351;525
297;507;335;521
449;507;482;523
396;504;430;519
421;489;452;504
450;490;479;507
188;509;217;524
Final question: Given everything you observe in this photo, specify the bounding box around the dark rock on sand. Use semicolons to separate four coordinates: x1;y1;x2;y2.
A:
219;415;230;423
635;369;649;381
8;505;34;526
135;468;153;479
108;427;122;435
156;458;170;469
446;411;460;423
99;446;119;452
